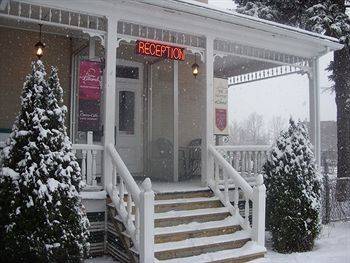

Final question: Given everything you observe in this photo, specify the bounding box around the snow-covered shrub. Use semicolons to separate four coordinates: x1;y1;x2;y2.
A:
264;118;322;253
0;61;89;262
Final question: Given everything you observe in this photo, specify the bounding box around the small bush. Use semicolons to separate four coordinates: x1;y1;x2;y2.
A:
264;119;322;253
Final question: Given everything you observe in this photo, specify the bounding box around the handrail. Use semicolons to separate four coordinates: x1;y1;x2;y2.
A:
72;144;104;151
208;145;266;247
106;144;141;205
106;144;154;263
215;145;270;152
209;145;253;199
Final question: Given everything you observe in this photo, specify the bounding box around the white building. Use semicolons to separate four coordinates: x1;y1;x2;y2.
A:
0;0;342;262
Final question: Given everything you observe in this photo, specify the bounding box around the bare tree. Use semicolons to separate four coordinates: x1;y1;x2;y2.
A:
228;113;269;145
269;115;287;143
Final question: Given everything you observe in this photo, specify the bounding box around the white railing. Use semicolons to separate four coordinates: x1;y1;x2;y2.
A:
209;145;266;247
215;145;270;185
72;144;103;187
106;144;154;263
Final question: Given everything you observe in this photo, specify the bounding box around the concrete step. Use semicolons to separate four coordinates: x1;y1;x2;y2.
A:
154;196;223;213
155;216;241;243
155;241;266;263
155;207;231;227
155;189;214;200
155;231;251;260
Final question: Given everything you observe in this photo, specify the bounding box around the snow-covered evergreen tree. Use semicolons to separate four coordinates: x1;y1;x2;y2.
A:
263;119;322;253
234;0;350;201
0;61;89;262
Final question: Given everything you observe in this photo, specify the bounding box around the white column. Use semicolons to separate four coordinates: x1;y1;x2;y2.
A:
202;36;214;186
308;58;321;168
173;61;179;182
103;17;118;189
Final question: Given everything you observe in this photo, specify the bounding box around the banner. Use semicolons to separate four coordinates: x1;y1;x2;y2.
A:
78;60;102;131
214;78;228;135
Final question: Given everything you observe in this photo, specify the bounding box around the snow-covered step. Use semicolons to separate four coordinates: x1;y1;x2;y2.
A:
155;207;231;227
155;241;266;263
155;215;242;244
155;231;251;252
155;189;213;200
154;196;223;213
155;196;220;205
155;232;252;260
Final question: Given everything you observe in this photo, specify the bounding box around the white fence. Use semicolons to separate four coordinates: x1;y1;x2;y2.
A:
72;144;103;187
215;145;271;186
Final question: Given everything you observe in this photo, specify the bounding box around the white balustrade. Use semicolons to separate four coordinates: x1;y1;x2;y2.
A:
215;145;270;186
72;144;103;187
209;145;266;247
106;144;154;263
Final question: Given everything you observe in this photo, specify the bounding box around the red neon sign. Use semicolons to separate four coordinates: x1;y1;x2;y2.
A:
136;40;185;61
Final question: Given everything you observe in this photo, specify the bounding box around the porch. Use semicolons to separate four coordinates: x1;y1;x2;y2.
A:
0;0;342;262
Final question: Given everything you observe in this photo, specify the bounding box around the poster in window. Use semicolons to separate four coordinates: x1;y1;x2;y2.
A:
78;60;102;131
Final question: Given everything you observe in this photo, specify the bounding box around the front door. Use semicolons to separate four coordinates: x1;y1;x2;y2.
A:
115;61;143;174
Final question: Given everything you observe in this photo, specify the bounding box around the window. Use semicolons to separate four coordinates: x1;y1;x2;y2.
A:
116;65;139;79
119;91;135;134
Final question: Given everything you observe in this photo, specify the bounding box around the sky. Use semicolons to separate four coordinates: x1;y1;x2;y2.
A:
228;53;336;125
208;0;337;126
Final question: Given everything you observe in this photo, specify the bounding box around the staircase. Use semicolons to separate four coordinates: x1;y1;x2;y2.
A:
107;189;266;263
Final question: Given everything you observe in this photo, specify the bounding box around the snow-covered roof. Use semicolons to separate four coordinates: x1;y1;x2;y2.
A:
136;0;342;54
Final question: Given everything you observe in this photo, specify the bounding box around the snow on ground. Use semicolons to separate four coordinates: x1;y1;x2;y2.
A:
253;221;350;263
87;221;350;263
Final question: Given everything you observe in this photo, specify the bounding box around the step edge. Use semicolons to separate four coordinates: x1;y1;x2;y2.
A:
155;241;266;263
154;231;251;252
155;207;230;219
155;216;241;235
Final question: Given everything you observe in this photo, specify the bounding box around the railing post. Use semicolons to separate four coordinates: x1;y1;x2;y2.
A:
252;174;266;247
139;178;154;263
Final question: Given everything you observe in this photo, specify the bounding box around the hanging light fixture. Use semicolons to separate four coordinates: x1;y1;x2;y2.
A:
35;24;45;59
192;53;199;78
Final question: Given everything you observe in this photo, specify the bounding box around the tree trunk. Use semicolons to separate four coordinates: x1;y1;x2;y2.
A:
334;46;350;202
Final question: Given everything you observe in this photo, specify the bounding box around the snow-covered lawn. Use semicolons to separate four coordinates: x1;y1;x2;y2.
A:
87;221;350;263
253;221;350;263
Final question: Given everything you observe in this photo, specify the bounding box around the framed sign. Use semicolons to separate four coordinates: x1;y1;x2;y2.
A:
214;78;228;135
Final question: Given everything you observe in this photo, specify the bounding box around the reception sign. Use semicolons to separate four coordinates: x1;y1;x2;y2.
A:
78;60;102;131
136;40;185;61
214;78;228;135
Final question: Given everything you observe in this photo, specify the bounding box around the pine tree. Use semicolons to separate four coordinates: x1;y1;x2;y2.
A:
0;61;89;262
234;0;350;201
263;119;322;252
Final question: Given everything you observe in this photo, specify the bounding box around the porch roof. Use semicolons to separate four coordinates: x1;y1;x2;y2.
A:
9;0;343;58
141;0;343;54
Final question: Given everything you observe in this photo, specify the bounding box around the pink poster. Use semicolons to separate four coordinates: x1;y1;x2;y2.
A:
79;61;102;101
78;61;102;131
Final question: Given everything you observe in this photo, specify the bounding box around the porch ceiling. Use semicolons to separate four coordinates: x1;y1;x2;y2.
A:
0;18;90;40
214;55;277;79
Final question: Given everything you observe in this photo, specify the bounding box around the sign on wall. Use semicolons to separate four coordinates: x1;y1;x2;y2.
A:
136;40;185;61
214;78;228;135
78;60;102;131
